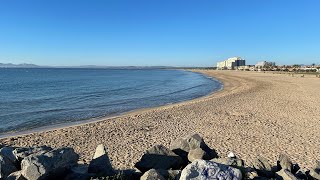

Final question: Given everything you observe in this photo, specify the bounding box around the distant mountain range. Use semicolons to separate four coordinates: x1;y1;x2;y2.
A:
0;63;39;68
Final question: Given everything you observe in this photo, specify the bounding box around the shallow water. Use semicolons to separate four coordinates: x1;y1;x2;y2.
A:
0;68;221;134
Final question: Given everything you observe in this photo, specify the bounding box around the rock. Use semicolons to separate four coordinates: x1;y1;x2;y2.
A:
64;164;92;180
211;157;244;167
278;154;293;172
276;169;298;180
170;134;218;160
309;169;320;180
313;161;320;173
187;134;207;150
252;177;271;180
244;168;259;179
0;155;18;179
211;157;246;176
88;144;115;177
0;147;17;165
187;148;208;162
295;168;308;179
253;157;272;171
135;145;183;172
21;147;79;180
316;161;320;169
0;147;18;179
140;169;165;180
6;171;26;180
252;157;274;178
119;169;142;180
179;159;242;180
156;169;181;180
228;152;236;158
13;146;53;162
90;172;126;180
292;164;300;174
308;161;320;180
170;136;189;158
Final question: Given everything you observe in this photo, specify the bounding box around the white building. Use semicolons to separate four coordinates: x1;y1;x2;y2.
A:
236;65;254;71
217;57;246;70
255;61;276;68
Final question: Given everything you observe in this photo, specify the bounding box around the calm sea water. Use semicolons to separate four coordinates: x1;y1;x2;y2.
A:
0;68;221;135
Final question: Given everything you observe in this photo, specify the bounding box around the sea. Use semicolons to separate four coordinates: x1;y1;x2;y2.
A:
0;68;222;135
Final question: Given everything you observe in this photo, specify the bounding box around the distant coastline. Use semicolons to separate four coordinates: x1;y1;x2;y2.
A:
0;62;218;70
0;63;39;68
0;63;175;69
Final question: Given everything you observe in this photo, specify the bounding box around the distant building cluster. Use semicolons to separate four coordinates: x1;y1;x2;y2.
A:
216;57;246;70
216;57;320;72
255;61;276;68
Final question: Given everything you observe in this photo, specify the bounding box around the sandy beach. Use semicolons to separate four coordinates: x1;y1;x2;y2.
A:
1;70;319;169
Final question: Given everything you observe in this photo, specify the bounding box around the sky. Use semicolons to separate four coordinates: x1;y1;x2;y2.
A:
0;0;320;67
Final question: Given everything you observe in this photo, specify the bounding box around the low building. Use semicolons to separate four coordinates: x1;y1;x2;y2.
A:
236;65;254;71
255;61;276;68
217;57;246;70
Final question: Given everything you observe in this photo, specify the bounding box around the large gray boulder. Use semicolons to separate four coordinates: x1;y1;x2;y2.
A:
119;169;142;180
156;169;181;180
0;155;18;179
276;169;298;180
64;164;92;180
211;157;246;176
0;147;19;179
140;169;165;180
252;156;275;178
135;145;183;172
253;157;272;171
88;144;115;176
179;159;242;180
187;148;208;162
277;154;293;172
21;147;79;180
211;157;244;168
13;146;52;162
170;134;218;160
0;147;17;165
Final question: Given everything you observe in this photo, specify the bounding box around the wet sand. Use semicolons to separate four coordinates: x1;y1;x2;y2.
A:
1;70;319;169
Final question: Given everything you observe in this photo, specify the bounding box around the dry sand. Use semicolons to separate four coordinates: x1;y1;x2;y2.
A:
1;70;319;169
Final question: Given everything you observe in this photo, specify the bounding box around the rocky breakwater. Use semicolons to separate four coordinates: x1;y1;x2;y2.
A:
1;133;320;179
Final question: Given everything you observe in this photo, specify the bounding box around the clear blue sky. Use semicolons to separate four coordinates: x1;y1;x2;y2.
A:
1;0;320;66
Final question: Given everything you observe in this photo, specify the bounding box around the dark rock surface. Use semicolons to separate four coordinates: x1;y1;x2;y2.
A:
135;145;183;172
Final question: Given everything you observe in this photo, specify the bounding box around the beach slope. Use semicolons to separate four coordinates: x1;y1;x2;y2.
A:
1;70;319;169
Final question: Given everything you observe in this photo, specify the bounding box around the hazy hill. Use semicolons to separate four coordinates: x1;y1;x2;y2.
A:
0;63;39;68
0;63;175;69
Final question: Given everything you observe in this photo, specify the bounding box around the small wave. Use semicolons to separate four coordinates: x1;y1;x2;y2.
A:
0;108;72;118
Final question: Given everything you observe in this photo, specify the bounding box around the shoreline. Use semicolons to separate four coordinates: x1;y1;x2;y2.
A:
1;70;319;169
0;70;223;139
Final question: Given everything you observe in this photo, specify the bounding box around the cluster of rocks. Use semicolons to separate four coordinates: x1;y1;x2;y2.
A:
1;133;320;180
0;146;79;180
